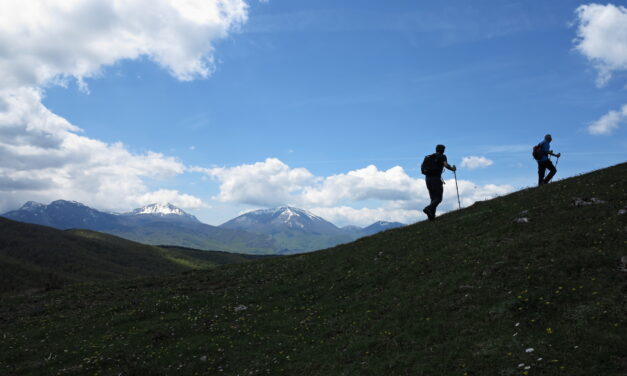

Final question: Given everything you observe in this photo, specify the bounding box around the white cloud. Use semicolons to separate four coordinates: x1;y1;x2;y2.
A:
461;156;494;170
445;178;513;209
0;0;248;212
134;189;209;209
310;206;421;227
0;0;248;89
195;158;316;207
574;3;627;86
197;158;515;225
0;88;205;212
302;165;423;206
309;176;514;227
587;104;627;135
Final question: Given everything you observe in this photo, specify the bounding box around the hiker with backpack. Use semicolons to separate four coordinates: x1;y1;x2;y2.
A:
421;144;457;221
533;134;561;186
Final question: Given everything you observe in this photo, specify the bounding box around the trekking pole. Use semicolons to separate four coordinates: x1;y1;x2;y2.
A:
554;155;560;168
453;170;461;210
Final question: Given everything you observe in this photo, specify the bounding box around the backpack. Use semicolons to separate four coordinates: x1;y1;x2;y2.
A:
532;143;543;160
421;154;441;176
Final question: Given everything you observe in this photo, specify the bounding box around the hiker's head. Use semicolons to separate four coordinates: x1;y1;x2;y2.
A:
435;144;445;153
545;134;552;142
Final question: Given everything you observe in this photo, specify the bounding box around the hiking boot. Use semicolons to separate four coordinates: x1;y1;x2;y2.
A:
423;208;435;221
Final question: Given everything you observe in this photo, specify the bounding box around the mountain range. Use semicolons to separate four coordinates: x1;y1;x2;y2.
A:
2;201;404;254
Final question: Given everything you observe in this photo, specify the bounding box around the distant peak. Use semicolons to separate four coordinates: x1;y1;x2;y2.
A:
366;221;404;228
20;201;44;211
252;206;324;222
50;199;84;206
133;203;186;216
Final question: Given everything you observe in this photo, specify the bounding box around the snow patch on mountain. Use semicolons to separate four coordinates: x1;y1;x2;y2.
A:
20;201;44;211
243;207;325;224
125;203;200;223
221;206;342;235
132;203;187;216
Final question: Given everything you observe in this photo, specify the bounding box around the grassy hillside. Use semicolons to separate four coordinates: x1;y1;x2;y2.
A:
1;163;625;375
0;220;260;293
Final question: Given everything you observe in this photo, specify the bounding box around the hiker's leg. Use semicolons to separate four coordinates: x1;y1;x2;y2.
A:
430;179;444;215
544;161;557;184
425;177;441;214
537;161;547;186
425;178;436;212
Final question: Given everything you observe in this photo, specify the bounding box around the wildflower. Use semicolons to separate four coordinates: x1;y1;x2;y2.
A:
546;328;553;334
525;348;534;353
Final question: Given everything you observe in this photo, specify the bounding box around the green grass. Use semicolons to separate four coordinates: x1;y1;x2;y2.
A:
0;222;261;293
269;230;357;254
1;163;626;375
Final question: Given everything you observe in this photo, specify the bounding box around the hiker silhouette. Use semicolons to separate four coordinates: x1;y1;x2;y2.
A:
535;134;561;186
421;144;456;221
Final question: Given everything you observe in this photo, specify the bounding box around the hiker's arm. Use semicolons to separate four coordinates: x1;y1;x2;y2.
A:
444;161;457;172
548;151;561;158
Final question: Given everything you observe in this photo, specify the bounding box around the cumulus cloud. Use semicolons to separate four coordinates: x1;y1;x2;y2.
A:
302;165;423;206
310;206;422;227
0;0;248;89
587;104;627;135
199;158;515;225
0;88;207;212
195;158;316;207
461;156;494;170
0;0;249;212
134;189;209;209
445;178;513;209
574;3;627;86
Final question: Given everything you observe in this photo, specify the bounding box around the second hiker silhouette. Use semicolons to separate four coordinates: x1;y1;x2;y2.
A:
421;144;456;221
535;134;561;186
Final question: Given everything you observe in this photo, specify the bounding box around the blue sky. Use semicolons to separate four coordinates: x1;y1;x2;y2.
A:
1;0;626;226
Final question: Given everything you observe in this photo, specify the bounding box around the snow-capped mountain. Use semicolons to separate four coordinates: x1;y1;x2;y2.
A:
1;200;275;254
2;201;407;255
219;206;354;254
19;201;45;211
220;206;342;235
124;203;199;223
1;200;118;230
